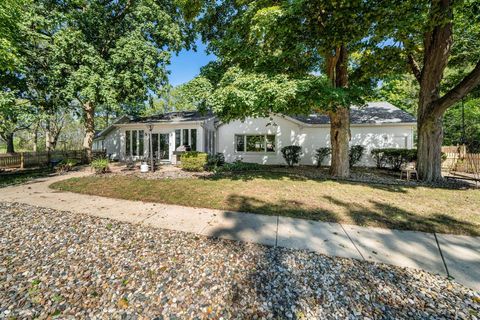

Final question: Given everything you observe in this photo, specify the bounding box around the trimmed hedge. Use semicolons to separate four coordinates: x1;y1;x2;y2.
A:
315;147;331;167
349;145;365;167
180;152;208;172
216;160;263;172
371;148;417;170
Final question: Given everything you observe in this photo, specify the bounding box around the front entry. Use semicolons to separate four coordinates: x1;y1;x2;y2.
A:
150;133;170;161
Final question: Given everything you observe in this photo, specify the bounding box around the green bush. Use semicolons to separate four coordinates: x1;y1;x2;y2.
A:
56;158;79;172
281;145;302;167
315;147;331;167
370;148;417;170
181;151;208;172
349;145;365;167
90;158;110;174
205;153;225;171
216;160;263;172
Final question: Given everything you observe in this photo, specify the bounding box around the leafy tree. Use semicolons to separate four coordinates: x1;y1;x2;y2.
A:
45;0;193;159
375;0;480;181
0;91;34;153
0;0;27;72
194;0;383;178
148;77;213;114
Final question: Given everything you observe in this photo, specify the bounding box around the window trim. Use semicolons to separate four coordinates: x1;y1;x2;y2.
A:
235;134;276;153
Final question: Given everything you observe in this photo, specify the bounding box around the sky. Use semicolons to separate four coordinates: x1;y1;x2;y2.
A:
167;40;216;87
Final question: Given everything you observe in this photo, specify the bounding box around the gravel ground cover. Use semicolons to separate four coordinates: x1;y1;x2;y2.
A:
1;202;478;319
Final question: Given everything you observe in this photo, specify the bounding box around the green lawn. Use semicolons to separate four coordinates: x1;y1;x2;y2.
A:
50;172;480;236
0;169;54;188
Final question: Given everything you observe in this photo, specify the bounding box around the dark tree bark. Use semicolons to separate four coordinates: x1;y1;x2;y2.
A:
410;0;480;181
83;101;95;161
326;45;350;178
4;132;15;154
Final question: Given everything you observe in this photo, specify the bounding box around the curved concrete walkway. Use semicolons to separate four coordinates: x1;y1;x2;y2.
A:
1;169;479;290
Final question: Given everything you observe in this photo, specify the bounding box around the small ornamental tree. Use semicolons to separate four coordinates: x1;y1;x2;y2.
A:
281;146;302;167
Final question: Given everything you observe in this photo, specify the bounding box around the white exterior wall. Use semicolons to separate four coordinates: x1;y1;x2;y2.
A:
100;122;208;162
217;115;415;167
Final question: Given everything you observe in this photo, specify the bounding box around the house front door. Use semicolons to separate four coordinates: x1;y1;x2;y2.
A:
159;133;169;160
150;133;170;161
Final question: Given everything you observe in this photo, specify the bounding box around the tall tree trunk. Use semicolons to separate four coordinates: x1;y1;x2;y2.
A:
417;111;443;181
329;107;350;177
45;119;54;152
326;45;350;178
83;101;95;162
33;122;39;152
5;132;15;154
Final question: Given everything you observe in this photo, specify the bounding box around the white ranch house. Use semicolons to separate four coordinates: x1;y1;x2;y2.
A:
93;101;416;167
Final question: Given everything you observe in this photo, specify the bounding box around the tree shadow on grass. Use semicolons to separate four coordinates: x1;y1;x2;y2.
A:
323;195;480;236
225;193;340;222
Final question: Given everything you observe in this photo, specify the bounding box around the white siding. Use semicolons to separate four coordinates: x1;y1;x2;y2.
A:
217;115;415;167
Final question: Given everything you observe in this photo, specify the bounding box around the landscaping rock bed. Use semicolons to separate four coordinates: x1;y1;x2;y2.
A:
1;202;478;319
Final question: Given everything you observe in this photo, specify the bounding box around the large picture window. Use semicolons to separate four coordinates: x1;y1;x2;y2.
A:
235;134;276;153
125;130;144;157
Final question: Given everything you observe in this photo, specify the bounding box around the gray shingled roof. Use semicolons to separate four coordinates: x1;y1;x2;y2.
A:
291;102;416;125
130;110;214;123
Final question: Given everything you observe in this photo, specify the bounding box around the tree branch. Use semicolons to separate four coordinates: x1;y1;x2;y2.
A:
434;59;480;114
407;53;422;83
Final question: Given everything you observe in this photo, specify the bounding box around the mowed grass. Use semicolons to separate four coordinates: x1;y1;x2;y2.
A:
50;173;480;236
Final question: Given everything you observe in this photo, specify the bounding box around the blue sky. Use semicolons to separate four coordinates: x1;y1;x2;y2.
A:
168;40;216;87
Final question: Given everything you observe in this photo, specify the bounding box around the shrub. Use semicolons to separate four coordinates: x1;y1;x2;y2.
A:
180;151;208;172
56;158;78;172
216;160;263;172
205;153;225;171
315;147;331;167
281;145;302;167
370;148;417;171
90;158;110;174
349;145;365;167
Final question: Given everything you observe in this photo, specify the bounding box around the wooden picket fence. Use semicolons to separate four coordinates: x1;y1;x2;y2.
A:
0;150;106;169
442;146;480;174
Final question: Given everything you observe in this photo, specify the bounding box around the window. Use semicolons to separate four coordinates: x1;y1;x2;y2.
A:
126;130;131;156
175;129;181;149
235;134;275;153
235;135;245;152
138;130;144;155
190;129;197;151
182;129;189;146
132;130;138;156
266;135;275;152
175;129;198;151
125;130;144;157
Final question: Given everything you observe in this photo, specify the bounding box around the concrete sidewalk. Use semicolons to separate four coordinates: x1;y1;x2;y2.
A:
1;169;479;290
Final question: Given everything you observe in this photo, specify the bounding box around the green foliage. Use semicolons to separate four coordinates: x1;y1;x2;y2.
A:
195;0;379;122
215;161;263;173
371;148;417;171
281;146;302;167
56;158;78;172
90;158;109;174
180;151;208;172
349;145;365;168
443;97;480;153
315;147;331;167
0;0;27;72
205;153;225;171
149;77;214;114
